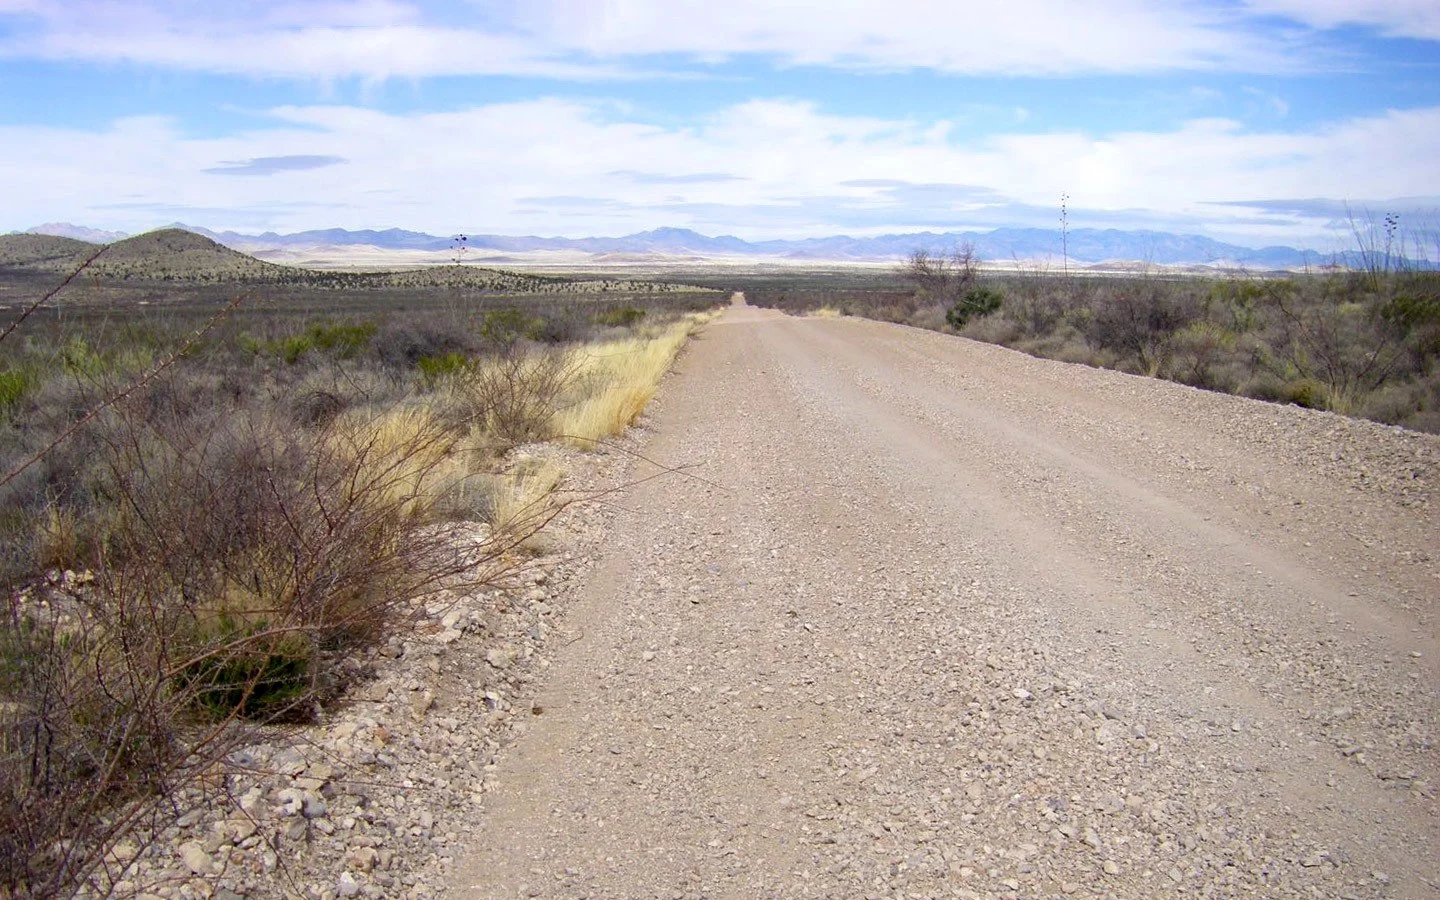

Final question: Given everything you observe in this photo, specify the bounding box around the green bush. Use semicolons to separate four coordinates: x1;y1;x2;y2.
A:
1281;378;1328;410
306;321;378;358
480;308;547;345
0;368;36;419
596;306;646;328
59;337;104;378
254;321;379;364
946;287;1004;329
417;351;471;385
176;616;314;721
278;333;315;364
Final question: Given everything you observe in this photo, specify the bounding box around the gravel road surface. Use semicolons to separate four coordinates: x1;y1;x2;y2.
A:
453;296;1438;899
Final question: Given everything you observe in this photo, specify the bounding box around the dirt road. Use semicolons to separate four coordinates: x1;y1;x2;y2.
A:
454;297;1438;898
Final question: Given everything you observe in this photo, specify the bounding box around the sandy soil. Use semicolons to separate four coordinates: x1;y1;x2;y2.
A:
451;296;1438;899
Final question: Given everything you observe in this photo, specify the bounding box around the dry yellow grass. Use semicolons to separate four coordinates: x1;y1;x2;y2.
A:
328;405;456;521
315;310;711;542
485;457;565;541
809;306;844;318
552;313;712;447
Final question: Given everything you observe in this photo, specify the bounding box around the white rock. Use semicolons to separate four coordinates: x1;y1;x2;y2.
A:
346;847;380;872
177;841;212;876
485;648;516;669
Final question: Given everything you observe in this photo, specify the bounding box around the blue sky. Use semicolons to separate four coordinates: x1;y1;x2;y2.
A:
1;1;1438;250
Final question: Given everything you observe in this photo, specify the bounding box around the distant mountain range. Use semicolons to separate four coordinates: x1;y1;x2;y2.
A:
27;222;131;244
22;222;1354;268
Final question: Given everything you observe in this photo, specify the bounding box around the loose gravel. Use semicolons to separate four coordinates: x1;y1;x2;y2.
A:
454;299;1437;899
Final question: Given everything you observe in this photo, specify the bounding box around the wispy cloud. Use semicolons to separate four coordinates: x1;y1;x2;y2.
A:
1;0;1426;80
610;170;747;185
204;154;347;176
513;0;1305;75
3;99;1437;247
1240;0;1440;41
0;2;628;80
1242;86;1290;117
516;195;626;208
1205;195;1440;225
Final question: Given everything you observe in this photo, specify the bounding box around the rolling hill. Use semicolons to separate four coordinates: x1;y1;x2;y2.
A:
0;229;706;294
0;233;99;270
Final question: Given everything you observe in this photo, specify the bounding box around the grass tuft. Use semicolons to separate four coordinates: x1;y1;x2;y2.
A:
553;315;709;446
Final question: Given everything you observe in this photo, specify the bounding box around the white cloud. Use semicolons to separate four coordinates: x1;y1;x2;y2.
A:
1;98;1436;247
0;0;1395;80
506;0;1298;74
0;1;625;80
1241;0;1440;41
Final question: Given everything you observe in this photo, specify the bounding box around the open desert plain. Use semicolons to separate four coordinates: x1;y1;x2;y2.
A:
4;3;1440;899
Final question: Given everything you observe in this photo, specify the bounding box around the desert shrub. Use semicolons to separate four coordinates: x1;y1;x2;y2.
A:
1084;280;1199;376
0;610;177;896
445;348;573;449
1280;378;1328;409
1258;275;1413;414
276;332;313;364
1239;372;1287;404
1016;323;1095;366
480;308;547;346
1358;381;1424;426
373;321;472;370
595;306;646;328
175;615;315;721
1002;279;1069;336
907;304;949;332
946;287;1004;329
306;321;378;358
1207;280;1266;334
290;389;348;427
1166;321;1238;390
58;338;105;379
0;369;36;421
237;320;378;365
962;313;1023;346
1379;280;1440;369
733;265;1440;430
0;269;727;897
417;351;472;386
275;321;377;364
0;394;483;895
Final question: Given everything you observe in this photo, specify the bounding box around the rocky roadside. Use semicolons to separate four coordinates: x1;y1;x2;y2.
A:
93;442;636;900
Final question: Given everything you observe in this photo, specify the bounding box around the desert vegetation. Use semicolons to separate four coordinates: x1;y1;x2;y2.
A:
744;245;1440;434
0;230;714;296
0;248;719;896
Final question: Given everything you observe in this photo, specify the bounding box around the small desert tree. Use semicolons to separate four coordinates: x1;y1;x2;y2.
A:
901;243;999;328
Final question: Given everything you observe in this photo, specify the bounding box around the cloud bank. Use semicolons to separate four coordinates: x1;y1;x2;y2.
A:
3;0;1437;80
4;98;1436;248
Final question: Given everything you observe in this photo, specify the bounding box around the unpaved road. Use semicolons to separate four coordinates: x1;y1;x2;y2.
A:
454;297;1438;898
